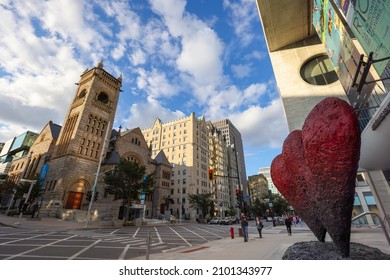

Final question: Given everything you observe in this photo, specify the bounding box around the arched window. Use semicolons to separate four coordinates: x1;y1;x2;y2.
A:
300;55;338;85
78;89;87;99
97;92;109;104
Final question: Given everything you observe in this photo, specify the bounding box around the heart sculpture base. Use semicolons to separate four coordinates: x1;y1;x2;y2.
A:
271;97;361;258
282;241;390;260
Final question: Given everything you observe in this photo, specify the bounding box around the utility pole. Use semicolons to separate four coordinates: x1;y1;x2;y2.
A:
85;121;110;228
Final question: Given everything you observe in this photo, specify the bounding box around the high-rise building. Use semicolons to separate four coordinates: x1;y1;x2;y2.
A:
142;113;212;220
248;174;268;204
256;0;390;225
259;167;279;195
207;121;231;218
212;119;248;196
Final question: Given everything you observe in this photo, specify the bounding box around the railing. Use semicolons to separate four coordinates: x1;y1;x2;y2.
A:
351;211;390;246
357;85;388;131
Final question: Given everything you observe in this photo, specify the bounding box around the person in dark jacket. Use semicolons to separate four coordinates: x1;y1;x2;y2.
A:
284;214;292;236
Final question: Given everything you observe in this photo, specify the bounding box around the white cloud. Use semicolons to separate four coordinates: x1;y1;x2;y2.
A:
204;82;268;120
177;28;224;85
136;68;180;98
131;49;147;66
231;64;251;78
150;0;224;86
223;0;259;46
230;99;289;148
42;0;100;52
112;43;126;60
123;97;186;130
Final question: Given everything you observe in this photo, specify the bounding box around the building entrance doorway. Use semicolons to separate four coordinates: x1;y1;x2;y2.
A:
65;191;83;209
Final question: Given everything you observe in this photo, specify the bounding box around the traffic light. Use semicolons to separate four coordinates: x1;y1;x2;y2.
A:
208;169;214;181
235;189;242;209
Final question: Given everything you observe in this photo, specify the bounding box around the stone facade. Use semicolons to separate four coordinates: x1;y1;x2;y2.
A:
40;62;122;219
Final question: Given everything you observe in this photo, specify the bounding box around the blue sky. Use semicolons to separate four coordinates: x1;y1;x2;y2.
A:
0;0;289;176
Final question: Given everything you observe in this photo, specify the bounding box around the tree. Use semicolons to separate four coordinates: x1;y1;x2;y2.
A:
0;180;18;197
16;179;43;200
103;158;154;223
251;198;268;218
187;193;213;222
271;193;290;216
226;206;237;217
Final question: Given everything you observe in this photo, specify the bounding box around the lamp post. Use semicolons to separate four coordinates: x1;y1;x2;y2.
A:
15;179;36;225
85;121;110;228
179;181;182;224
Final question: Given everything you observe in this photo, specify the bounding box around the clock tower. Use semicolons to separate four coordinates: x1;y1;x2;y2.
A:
42;61;122;213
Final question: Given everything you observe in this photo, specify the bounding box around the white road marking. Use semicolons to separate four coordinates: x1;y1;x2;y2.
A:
118;244;130;260
132;227;140;238
154;227;163;243
4;234;77;260
68;239;101;260
181;226;208;241
169;227;192;247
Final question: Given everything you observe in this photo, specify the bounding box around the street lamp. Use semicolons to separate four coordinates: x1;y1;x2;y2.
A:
85;121;110;228
179;181;182;224
15;179;36;225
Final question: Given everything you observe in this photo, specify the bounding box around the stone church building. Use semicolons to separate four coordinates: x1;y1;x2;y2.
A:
9;62;172;223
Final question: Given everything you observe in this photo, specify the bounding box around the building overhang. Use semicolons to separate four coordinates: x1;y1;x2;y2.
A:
256;0;315;52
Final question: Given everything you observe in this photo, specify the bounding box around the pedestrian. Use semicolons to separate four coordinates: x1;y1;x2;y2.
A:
292;215;297;226
31;202;39;218
255;216;263;238
284;214;292;236
240;212;249;242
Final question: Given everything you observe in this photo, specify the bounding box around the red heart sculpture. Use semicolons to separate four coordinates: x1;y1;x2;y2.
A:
271;131;327;242
271;97;360;257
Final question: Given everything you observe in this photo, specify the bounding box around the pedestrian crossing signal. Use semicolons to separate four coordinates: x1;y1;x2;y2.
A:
208;169;214;181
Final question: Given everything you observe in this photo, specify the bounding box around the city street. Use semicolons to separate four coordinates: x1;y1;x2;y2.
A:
0;221;281;260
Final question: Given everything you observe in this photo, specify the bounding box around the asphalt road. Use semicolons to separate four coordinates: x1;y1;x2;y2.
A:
0;223;274;260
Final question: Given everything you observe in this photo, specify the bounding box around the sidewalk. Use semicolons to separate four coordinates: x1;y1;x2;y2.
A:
1;214;389;259
0;214;89;231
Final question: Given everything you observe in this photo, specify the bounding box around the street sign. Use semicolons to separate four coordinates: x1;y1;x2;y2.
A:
243;195;251;199
269;202;273;207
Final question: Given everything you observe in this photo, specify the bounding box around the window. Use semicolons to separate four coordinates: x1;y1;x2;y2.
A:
78;89;87;99
97;92;109;104
300;55;338;85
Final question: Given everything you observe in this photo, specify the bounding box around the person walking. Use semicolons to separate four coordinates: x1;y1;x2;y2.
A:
240;212;249;242
255;216;263;238
284;214;292;236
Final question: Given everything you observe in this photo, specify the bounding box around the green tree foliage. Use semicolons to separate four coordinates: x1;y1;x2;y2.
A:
226;206;237;217
187;193;213;222
251;198;268;217
271;193;290;216
103;158;154;223
15;181;44;203
0;180;18;197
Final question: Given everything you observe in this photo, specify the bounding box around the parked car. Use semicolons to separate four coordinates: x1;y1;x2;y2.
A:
220;217;233;225
209;217;221;224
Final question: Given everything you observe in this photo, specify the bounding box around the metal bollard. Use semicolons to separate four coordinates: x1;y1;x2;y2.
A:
230;227;234;239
